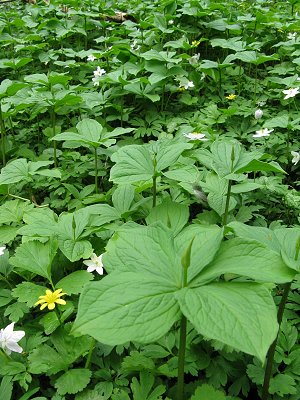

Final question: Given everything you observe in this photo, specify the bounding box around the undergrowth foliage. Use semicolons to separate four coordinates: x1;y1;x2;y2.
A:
0;0;300;399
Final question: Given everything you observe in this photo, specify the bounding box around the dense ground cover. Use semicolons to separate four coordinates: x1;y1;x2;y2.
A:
0;0;300;399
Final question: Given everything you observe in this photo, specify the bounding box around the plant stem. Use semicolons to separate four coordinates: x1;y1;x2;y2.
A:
94;147;98;194
50;108;57;168
177;315;187;400
222;179;232;226
85;338;96;368
261;281;292;400
152;175;157;207
0;103;6;166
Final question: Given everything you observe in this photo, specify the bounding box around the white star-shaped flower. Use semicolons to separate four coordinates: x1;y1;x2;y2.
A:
288;32;297;40
93;67;106;77
282;88;300;100
83;253;104;275
0;322;25;355
183;132;208;141
253;128;274;138
189;53;201;65
87;54;96;62
291;151;300;165
0;246;5;256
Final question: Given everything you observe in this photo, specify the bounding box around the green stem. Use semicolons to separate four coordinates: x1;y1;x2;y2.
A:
50;108;57;168
0;274;13;289
152;175;157;207
261;281;292;400
222;180;232;226
0;103;6;166
94;147;98;194
85;338;96;368
177;315;187;400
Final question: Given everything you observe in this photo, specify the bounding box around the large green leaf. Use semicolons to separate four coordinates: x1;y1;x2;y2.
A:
0;159;30;185
146;200;189;236
10;238;58;281
229;222;300;272
112;185;135;215
56;210;92;261
176;282;278;362
104;223;181;284
154;140;192;172
194;238;295;285
72;272;181;345
110;145;154;184
175;224;224;283
52;118;103;148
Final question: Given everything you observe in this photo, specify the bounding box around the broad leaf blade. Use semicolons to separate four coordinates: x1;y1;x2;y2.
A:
176;283;278;362
175;224;224;282
72;272;180;345
10;238;58;280
110;145;154;184
195;238;295;285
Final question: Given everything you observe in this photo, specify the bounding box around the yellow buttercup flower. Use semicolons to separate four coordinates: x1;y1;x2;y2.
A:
34;289;66;311
191;40;201;47
226;94;237;100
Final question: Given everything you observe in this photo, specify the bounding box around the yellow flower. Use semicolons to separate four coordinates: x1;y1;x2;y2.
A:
191;40;201;47
34;289;66;311
226;94;237;100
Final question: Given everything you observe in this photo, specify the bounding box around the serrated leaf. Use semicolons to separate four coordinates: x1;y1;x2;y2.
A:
55;271;94;295
4;302;29;322
0;200;34;224
110;145;154;184
0;226;19;243
12;282;45;307
10;238;58;280
269;374;297;396
176;283;278;362
55;369;91;395
191;384;226;400
28;344;69;375
0;159;30;185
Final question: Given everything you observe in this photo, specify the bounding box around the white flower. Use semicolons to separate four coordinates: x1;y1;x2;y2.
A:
291;151;300;165
83;253;104;275
169;19;174;24
253;128;274;138
87;54;96;62
93;67;106;77
184;132;208;141
257;101;266;107
0;322;25;355
130;40;140;51
288;32;297;40
282;88;300;99
189;53;200;65
92;77;100;86
0;246;5;256
179;80;194;90
254;109;263;119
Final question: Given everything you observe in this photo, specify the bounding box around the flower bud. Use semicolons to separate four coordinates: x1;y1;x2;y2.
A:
254;109;263;119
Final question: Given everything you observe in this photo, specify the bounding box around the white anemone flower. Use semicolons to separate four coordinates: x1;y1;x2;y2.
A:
179;80;194;90
291;151;300;165
282;88;300;100
0;246;5;256
189;53;200;65
93;67;106;77
253;128;274;138
288;32;297;40
0;322;25;355
184;132;208;141
84;253;104;275
87;54;96;62
254;109;263;119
